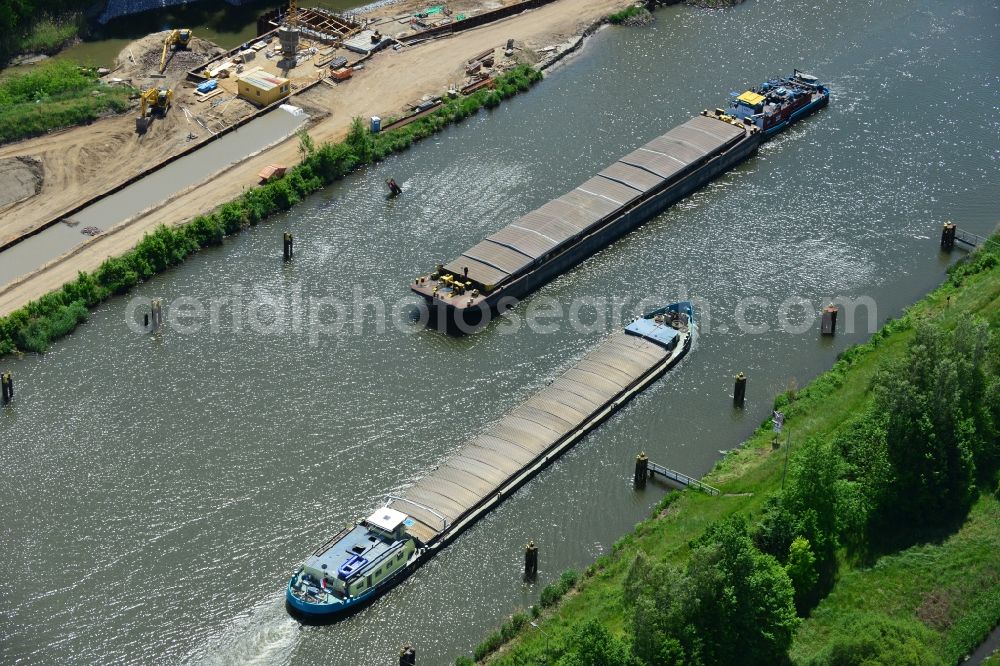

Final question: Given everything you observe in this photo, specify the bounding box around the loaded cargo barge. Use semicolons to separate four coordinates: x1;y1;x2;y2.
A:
410;110;758;326
286;302;694;622
410;71;828;327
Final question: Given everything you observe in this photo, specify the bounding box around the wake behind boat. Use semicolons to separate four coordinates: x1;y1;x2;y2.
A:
286;302;695;622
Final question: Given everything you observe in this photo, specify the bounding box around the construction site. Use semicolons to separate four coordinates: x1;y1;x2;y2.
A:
0;0;628;318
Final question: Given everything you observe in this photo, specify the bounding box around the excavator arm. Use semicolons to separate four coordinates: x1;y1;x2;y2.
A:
160;39;170;73
159;29;192;73
136;87;171;133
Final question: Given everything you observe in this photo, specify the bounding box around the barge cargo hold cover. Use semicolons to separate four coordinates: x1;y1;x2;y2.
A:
386;303;693;546
411;111;761;324
286;302;693;622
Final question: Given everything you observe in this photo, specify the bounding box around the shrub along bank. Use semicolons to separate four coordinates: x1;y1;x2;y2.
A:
0;64;544;357
0;0;90;64
460;235;1000;665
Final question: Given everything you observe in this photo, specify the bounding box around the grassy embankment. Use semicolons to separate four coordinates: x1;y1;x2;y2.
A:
455;236;1000;665
15;16;80;56
0;1;87;65
0;65;544;358
0;60;133;143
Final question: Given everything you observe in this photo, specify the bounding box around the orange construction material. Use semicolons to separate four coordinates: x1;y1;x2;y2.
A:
331;67;353;81
258;164;287;183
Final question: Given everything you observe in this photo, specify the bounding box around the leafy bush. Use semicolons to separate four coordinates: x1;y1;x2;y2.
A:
785;536;819;613
18;17;79;54
651;490;681;518
539;582;561;608
866;318;998;533
947;239;1000;287
627;516;799;666
540;568;579;608
608;6;649;24
558;620;639;666
0;60;134;143
473;630;503;661
95;257;139;295
500;611;529;641
804;612;941;666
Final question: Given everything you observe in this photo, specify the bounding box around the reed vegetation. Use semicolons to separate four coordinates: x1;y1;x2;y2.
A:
608;6;651;25
16;17;80;55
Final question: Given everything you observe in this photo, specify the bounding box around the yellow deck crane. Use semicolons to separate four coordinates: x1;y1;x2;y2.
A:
136;87;173;133
159;28;192;74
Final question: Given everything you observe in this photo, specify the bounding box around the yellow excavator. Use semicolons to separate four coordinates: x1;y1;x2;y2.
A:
136;87;173;133
159;28;192;73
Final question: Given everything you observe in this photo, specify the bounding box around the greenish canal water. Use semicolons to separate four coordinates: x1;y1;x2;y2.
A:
2;1;998;664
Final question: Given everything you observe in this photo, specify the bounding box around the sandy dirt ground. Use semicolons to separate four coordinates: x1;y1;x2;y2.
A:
0;0;626;317
0;157;43;211
0;31;230;246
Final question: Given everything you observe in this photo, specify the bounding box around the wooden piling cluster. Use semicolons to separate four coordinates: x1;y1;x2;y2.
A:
150;299;163;332
283;232;295;261
1;372;13;405
524;541;539;579
733;372;747;408
821;304;839;336
634;452;649;488
941;222;957;251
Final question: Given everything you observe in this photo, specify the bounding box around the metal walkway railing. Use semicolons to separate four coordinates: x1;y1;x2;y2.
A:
647;461;720;496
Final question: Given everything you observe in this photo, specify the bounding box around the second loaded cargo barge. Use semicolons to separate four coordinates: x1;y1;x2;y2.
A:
410;109;761;324
287;302;695;622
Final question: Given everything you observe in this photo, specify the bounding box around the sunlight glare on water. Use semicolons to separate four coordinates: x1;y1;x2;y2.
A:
1;1;998;664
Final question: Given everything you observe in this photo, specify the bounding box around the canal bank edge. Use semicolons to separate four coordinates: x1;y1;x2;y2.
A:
458;235;1000;665
0;65;543;358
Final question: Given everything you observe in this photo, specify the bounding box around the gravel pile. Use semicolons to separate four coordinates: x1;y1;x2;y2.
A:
113;31;225;81
0;157;43;209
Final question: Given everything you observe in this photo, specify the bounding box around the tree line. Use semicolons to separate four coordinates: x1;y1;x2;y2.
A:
541;310;999;666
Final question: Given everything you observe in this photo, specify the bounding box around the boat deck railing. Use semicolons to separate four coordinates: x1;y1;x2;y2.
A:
386;495;449;531
311;525;352;556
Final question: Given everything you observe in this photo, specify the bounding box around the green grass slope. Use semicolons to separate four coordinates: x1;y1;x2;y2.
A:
465;237;1000;665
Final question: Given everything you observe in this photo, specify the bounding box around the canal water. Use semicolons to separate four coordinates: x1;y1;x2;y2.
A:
2;1;998;664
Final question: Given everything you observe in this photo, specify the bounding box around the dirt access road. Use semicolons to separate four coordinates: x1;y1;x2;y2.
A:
0;0;627;318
